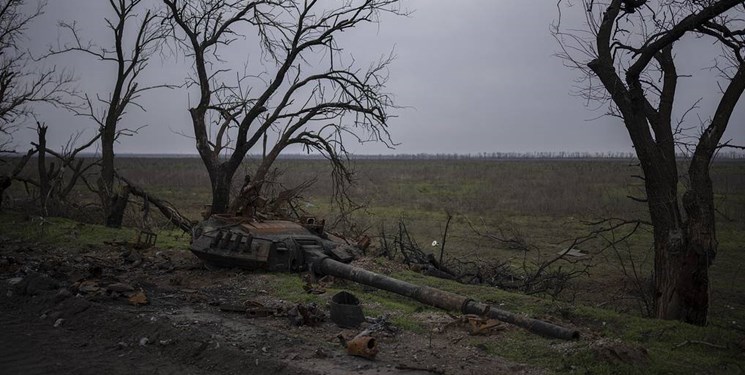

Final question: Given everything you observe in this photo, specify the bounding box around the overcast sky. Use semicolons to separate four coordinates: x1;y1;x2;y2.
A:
14;0;745;155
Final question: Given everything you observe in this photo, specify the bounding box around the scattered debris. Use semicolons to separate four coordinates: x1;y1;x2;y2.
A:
219;300;277;319
107;283;135;293
302;274;327;295
395;364;445;374
365;315;399;336
121;249;144;267
245;300;275;318
77;280;103;295
287;303;324;326
14;273;60;296
443;314;505;336
313;347;332;359
128;290;149;306
338;334;379;360
54;288;72;302
219;304;247;313
135;230;157;249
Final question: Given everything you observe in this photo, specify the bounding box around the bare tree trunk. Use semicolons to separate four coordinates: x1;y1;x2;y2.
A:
228;142;284;214
0;149;36;210
0;176;10;209
99;118;127;227
210;173;232;215
652;210;714;325
654;236;712;325
636;133;718;325
201;160;239;215
659;147;719;325
47;0;163;227
105;184;130;228
566;0;745;325
36;124;50;213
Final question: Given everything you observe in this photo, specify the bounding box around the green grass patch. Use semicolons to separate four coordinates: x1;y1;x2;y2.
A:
1;208;743;374
0;211;190;250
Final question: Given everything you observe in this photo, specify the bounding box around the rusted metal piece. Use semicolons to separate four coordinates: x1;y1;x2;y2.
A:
135;230;157;249
345;336;379;360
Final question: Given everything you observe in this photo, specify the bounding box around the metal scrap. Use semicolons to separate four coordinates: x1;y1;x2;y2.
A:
287;302;325;326
329;291;365;328
444;314;505;336
345;335;378;360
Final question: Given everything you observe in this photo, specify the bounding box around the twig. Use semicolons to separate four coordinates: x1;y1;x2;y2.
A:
439;211;452;266
673;340;727;350
395;364;445;374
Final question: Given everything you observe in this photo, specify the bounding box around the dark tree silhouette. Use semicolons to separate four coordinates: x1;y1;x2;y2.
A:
0;0;75;210
0;0;74;151
555;0;745;325
162;0;401;215
46;0;166;227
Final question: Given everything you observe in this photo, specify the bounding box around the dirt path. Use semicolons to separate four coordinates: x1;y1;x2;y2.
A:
0;238;544;375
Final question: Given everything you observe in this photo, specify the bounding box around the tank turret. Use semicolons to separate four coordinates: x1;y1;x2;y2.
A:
191;215;355;271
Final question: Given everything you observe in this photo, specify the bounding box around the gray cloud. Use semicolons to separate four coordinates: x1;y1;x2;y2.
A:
12;0;745;155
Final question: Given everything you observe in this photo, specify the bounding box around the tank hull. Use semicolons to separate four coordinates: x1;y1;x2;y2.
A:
190;215;353;272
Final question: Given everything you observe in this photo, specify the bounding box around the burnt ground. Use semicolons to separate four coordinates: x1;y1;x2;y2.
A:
0;237;544;375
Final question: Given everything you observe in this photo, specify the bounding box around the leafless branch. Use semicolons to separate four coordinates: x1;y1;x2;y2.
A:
162;0;405;215
0;0;77;149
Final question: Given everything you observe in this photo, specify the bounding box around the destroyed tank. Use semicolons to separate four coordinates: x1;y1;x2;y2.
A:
191;215;357;272
191;215;580;340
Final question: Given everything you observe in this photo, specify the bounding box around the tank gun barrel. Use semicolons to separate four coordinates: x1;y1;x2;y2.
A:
315;256;579;340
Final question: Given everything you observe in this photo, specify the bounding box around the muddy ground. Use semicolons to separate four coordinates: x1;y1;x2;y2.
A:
0;236;545;375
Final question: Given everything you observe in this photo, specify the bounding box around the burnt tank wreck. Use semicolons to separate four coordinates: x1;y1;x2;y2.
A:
191;215;579;340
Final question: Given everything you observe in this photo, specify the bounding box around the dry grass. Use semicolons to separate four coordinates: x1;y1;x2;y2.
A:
3;156;744;322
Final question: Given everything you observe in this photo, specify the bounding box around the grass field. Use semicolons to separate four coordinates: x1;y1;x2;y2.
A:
5;156;744;317
2;156;744;373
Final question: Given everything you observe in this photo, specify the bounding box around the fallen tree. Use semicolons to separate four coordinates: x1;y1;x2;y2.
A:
115;174;194;234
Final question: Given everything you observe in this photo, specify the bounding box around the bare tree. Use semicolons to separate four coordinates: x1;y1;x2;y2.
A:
0;0;75;210
554;0;745;325
0;0;74;151
0;148;35;209
46;0;166;227
162;0;401;215
30;121;100;214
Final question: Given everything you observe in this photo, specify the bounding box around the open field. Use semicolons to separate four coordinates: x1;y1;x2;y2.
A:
1;156;744;373
4;156;745;315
